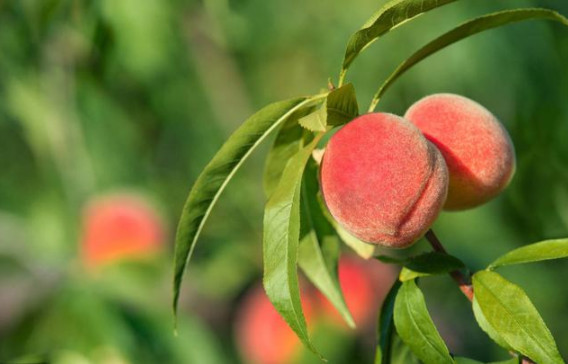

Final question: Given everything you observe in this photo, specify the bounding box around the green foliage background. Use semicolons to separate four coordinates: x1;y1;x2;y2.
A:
0;0;567;362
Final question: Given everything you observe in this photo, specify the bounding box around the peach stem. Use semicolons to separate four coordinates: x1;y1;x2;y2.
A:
424;229;534;364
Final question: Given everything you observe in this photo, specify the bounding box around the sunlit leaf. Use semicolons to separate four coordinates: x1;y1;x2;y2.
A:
374;280;402;364
369;8;568;111
472;297;511;351
393;280;453;364
173;95;325;319
339;0;457;84
263;135;324;357
488;238;568;269
298;159;354;328
472;271;564;364
299;83;359;131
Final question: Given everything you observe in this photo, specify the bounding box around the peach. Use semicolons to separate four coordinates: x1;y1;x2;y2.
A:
80;193;165;268
234;284;315;364
320;113;449;248
320;255;397;330
405;94;516;210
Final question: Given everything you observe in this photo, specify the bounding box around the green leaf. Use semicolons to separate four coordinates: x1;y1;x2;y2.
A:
376;255;407;265
339;0;457;84
399;252;465;281
263;106;317;198
472;296;511;351
454;358;484;364
488;238;568;269
173;95;325;319
299;83;359;131
472;271;564;364
374;280;402;364
369;8;568;111
455;358;519;364
298;158;355;328
390;334;422;364
263;134;324;358
393;280;454;364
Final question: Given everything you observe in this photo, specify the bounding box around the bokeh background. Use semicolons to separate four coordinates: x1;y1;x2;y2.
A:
1;0;568;363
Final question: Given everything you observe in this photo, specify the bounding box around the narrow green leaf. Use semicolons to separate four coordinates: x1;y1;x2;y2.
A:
488;238;568;269
173;95;324;319
374;280;402;364
472;271;564;364
340;0;457;84
393;280;454;364
299;83;359;131
399;252;465;281
369;8;568;110
298;159;355;328
263;135;324;357
263;106;316;198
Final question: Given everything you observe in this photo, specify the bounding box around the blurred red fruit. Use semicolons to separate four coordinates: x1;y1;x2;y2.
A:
234;284;315;364
80;193;165;268
321;255;397;330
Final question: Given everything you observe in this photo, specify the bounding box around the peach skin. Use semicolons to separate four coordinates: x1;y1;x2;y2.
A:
405;94;515;210
320;113;449;248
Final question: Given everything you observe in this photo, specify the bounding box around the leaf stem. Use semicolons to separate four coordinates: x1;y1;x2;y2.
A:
424;229;535;364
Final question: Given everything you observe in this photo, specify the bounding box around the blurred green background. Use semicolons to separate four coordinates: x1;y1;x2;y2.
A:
1;0;567;363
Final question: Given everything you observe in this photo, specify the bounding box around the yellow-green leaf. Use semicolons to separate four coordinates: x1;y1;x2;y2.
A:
488;238;568;269
472;271;564;364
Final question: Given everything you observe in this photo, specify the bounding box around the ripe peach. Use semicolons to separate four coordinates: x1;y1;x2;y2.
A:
320;113;449;248
234;284;315;364
80;193;165;268
320;255;397;330
405;94;515;210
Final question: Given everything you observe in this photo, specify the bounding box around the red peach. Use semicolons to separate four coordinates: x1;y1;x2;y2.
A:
234;284;315;364
80;193;165;268
405;94;515;210
320;255;397;330
320;113;449;248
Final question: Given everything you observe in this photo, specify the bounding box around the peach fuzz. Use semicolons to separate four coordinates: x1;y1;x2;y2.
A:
405;93;516;210
80;193;165;268
320;255;397;330
234;284;315;364
320;113;449;248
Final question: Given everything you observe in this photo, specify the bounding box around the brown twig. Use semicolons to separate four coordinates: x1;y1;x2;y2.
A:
424;229;534;364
